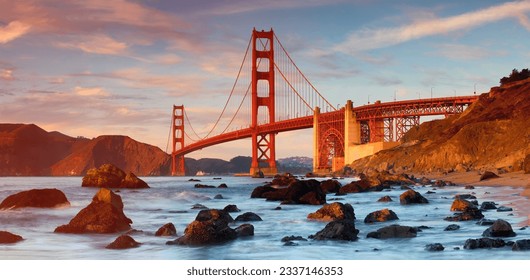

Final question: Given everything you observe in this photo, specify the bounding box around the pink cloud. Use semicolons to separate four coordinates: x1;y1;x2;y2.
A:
56;34;129;55
0;21;31;44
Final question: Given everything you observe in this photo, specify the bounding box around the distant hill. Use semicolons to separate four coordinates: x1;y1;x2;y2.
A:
277;156;313;174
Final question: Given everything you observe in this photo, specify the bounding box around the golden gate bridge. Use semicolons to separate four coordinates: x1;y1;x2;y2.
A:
169;28;478;176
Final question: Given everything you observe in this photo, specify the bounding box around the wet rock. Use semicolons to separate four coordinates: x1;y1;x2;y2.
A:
425;191;436;194
260;179;326;205
377;196;393;202
281;235;308;242
223;204;240;213
188;179;201;182
464;185;475;190
0;231;23;244
480;171;500;181
480;201;497;210
54;188;132;234
309;220;359;241
444;224;460;231
307;202;355;222
433;180;449;187
320;179;342;194
105;234;140;249
338;171;413;194
167;209;236;245
155;223;177;237
191;204;208;210
283;241;298;246
218;183;228;188
425;243;445;251
454;194;476;200
273;206;282;210
476;218;496;226
213;194;224;199
464;238;505;249
194;184;215;188
235;224;254;237
512;239;530;251
363;208;399;223
82;164;149;189
0;188;70;209
497;206;513;212
271;173;297;186
482;219;516;237
250;185;276;198
444;208;484;221
235;212;262;222
367;225;417;239
417;177;431;185
399;189;429;204
450;199;477;212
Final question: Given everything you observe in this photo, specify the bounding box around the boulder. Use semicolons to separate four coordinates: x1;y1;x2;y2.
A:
480;201;497;210
464;185;475;190
271;173;297;186
105;234;140;249
281;235;308;242
250;185;276;198
367;225;417;239
450;199;477;212
82;164;149;188
480;171;500;181
464;238;505;249
235;212;262;222
213;194;224;199
425;243;444;251
259;179;326;205
444;208;484;221
0;188;70;209
307;202;355;222
482;219;516;237
476;218;496;226
223;204;240;213
363;208;399;223
377;196;393;202
218;183;228;188
399;190;429;204
194;184;215;188
512;239;530;251
155;223;177;237
191;203;208;210
497;206;513;212
454;194;476;200
444;224;460;231
309;220;359;241
54;188;132;234
235;224;254;237
320;179;341;194
167;209;236;245
0;231;23;244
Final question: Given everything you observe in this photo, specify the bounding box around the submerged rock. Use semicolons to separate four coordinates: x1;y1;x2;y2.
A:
425;243;445;251
512;239;530;251
223;204;240;213
252;179;326;205
367;225;417;239
464;238;505;249
399;190;429;204
496;206;513;212
105;234;140;249
480;201;497;210
307;202;355;222
281;235;308;242
235;224;254;237
444;224;461;231
482;219;516;237
155;223;177;237
54;188;132;234
82;163;149;189
0;188;70;209
0;231;23;244
377;196;393;202
167;209;236;245
235;212;262;222
363;208;399;223
444;208;484;222
309;220;359;241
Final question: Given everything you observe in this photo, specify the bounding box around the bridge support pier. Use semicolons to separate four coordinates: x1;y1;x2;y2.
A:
171;105;186;176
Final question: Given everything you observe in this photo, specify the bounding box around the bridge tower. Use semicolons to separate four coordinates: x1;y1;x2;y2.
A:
171;105;185;176
249;28;277;176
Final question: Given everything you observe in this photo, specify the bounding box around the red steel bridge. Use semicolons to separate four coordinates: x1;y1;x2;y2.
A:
170;29;478;176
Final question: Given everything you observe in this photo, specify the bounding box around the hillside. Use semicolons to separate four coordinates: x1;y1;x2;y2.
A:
349;78;530;174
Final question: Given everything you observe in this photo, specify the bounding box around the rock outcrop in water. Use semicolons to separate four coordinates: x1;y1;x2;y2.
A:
54;188;132;234
338;171;413;194
367;225;417;239
155;223;177;237
399;190;429;204
309;220;359;241
0;188;70;209
0;231;23;244
364;208;399;223
251;179;326;205
105;234;141;249
307;202;355;222
81;163;149;189
167;209;237;245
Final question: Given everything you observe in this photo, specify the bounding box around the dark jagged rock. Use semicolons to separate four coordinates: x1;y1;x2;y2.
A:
480;201;497;210
465;185;475;189
480;171;500;181
82;164;149;189
512;239;530;251
309;220;359;241
223;204;240;213
167;209;236;245
482;219;516;237
444;224;460;231
250;185;277;198
444;208;484;221
0;188;70;209
417;177;431;185
320;179;342;194
188;179;201;182
363;208;399;223
235;212;262;222
281;235;308;242
218;183;228;188
191;203;208;210
194;183;215;188
433;180;447;187
54;188;132;234
377;196;393;202
497;206;513;212
213;194;224;199
255;179;326;205
155;223;177;237
307;202;355;222
476;218;496;226
235;224;254;237
464;238;505;249
0;231;23;244
425;243;445;251
454;194;476;200
399;189;429;204
450;199;477;212
283;241;298;246
367;225;417;239
338;171;413;195
105;234;140;249
271;173;297;186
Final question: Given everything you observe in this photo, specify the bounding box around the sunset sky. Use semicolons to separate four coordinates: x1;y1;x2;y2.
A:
1;0;530;160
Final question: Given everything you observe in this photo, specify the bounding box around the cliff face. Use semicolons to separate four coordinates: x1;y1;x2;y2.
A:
0;124;170;176
349;78;530;174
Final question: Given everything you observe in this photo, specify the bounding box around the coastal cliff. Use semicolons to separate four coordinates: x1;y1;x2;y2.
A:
349;78;530;174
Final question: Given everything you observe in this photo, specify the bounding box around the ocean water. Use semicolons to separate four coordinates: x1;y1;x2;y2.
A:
0;176;529;260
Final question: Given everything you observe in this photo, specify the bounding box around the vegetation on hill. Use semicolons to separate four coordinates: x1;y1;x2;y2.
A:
500;68;530;86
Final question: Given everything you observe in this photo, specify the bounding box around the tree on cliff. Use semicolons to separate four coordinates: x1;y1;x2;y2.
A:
500;68;530;85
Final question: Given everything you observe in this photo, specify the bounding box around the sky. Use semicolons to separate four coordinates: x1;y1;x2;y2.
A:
1;0;530;160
